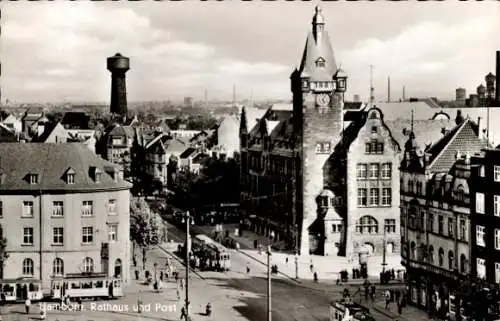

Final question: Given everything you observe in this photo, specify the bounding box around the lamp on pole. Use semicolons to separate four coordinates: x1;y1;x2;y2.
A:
182;211;193;321
266;245;272;321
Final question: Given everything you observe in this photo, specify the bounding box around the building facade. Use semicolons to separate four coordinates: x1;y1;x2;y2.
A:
0;143;132;291
400;118;489;318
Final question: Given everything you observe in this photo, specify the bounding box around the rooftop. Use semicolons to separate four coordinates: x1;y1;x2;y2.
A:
0;143;132;192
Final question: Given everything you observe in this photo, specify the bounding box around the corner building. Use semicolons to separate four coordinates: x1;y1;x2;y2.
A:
0;143;132;291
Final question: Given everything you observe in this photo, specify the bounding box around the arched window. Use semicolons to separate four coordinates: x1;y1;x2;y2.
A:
22;258;34;276
53;258;64;276
356;216;379;234
428;245;434;264
455;185;465;202
448;251;454;270
114;259;122;278
410;241;416;259
83;257;94;273
460;254;467;273
438;248;444;267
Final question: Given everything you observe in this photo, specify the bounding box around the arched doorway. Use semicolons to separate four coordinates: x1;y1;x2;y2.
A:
363;243;375;255
386;242;394;254
114;259;122;278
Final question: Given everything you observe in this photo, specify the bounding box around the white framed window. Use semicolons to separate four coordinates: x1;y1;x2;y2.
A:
108;224;118;242
22;201;34;218
495;166;500;182
384;219;396;233
357;188;367;207
477;258;486;279
23;227;33;245
107;199;117;215
82;257;94;273
22;258;34;276
53;258;64;276
369;188;379;206
53;227;64;245
82;227;93;244
477;225;486;247
356;164;367;179
81;201;93;216
382;188;392;206
479;165;485;177
495;262;500;284
67;173;75;184
476;193;485;214
52;201;64;217
495;229;500;250
381;163;392;179
495;195;500;217
369;164;379;179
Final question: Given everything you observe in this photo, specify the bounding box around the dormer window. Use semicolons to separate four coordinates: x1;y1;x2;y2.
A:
90;167;102;183
66;168;76;184
315;57;326;68
29;174;39;185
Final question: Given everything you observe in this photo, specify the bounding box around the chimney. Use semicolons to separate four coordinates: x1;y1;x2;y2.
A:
387;77;391;102
478;116;487;141
496;51;500;103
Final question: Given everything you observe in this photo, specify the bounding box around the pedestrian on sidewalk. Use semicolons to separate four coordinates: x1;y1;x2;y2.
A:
180;306;186;320
176;287;181;300
286;257;288;265
25;298;31;314
385;290;391;309
180;278;184;290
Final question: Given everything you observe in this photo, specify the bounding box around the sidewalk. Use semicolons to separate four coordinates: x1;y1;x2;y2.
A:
369;297;434;321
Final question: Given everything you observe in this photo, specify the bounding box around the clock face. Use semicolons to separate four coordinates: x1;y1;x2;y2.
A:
316;94;330;107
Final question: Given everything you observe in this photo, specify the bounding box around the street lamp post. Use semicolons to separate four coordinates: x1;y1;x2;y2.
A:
266;246;272;321
182;211;193;321
294;254;299;280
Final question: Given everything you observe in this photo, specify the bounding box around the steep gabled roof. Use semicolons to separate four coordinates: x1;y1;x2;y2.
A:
427;119;490;172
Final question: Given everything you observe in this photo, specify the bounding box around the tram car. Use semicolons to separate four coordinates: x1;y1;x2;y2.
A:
50;273;123;300
0;278;43;302
329;300;375;321
195;234;231;272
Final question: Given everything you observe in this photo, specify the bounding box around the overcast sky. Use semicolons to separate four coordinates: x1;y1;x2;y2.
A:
1;1;500;103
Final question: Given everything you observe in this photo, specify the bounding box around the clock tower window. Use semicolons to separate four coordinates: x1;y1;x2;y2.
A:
315;57;326;68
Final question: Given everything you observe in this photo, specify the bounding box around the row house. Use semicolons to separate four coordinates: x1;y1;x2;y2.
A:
400;118;489;318
143;133;186;188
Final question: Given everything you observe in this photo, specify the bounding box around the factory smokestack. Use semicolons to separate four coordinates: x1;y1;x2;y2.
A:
107;53;130;116
403;86;406;101
387;76;391;102
496;51;500;103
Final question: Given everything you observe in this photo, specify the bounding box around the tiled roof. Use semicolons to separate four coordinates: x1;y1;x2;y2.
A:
180;147;197;159
385;119;455;152
373;102;438;121
32;122;61;142
148;134;186;154
427;119;490;172
109;125;135;138
0;143;131;192
241;107;267;134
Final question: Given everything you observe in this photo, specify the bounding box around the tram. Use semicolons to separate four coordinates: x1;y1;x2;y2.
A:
329;300;374;321
0;278;43;302
193;234;231;272
50;273;123;300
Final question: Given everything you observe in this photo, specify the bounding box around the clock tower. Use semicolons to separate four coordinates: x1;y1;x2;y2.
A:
290;6;347;255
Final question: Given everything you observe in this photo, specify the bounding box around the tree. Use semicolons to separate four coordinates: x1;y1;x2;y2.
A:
0;225;8;279
130;198;160;269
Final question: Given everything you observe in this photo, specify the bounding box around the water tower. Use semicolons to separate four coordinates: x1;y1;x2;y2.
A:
107;53;130;116
456;88;466;105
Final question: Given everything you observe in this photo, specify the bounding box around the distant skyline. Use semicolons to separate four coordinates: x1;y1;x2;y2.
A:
1;2;500;103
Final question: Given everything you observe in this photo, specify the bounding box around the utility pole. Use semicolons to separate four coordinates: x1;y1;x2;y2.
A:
369;65;375;104
184;211;191;321
267;246;272;321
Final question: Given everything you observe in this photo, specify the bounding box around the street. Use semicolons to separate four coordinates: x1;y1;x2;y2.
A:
0;220;424;321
